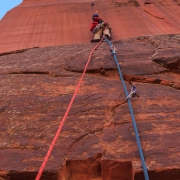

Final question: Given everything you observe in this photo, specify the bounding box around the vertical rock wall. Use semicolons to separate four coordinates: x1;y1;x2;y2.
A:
0;0;180;53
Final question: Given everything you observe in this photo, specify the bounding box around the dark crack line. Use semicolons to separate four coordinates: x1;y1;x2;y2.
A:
68;107;96;116
8;71;50;75
0;146;49;150
144;8;164;20
135;70;170;76
84;93;108;101
106;101;127;124
140;9;160;30
123;74;180;90
64;68;117;75
0;47;39;57
164;19;180;31
143;7;180;31
65;128;103;156
6;71;74;78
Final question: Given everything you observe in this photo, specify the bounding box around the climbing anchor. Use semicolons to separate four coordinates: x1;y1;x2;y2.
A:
126;83;139;100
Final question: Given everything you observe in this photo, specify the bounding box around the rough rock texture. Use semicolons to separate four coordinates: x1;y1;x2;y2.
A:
0;0;180;53
0;33;180;179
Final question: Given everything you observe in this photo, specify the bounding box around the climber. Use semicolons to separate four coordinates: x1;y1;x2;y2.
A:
90;12;112;42
90;13;103;33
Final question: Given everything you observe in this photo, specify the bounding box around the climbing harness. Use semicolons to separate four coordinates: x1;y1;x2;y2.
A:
35;37;104;180
92;23;104;34
105;36;149;180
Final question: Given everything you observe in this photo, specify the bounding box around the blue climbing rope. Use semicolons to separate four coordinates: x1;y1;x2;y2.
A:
105;38;149;180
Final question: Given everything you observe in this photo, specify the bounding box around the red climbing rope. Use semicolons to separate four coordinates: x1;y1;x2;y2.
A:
35;37;104;180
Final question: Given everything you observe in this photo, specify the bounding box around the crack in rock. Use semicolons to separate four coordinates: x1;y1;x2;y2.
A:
0;47;39;57
8;71;50;75
104;101;127;128
64;67;117;77
123;74;180;90
7;71;74;77
113;0;140;7
66;128;103;153
144;4;180;31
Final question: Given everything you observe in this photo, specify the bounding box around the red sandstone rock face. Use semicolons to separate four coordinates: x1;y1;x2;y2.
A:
0;34;180;179
0;0;180;179
0;0;180;53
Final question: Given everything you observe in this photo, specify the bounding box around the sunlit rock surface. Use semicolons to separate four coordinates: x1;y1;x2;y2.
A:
0;0;180;53
0;34;180;179
0;0;180;179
